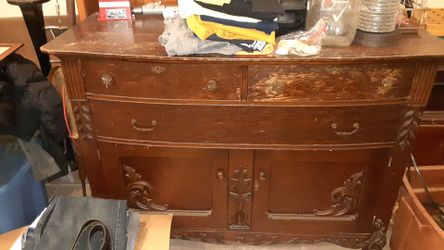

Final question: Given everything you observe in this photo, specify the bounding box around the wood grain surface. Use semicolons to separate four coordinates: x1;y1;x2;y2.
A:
45;13;444;249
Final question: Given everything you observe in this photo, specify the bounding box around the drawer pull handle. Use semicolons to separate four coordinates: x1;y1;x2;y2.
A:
206;80;218;92
259;171;267;181
331;122;360;136
101;74;113;88
151;66;166;74
130;119;157;132
217;170;224;180
381;77;394;88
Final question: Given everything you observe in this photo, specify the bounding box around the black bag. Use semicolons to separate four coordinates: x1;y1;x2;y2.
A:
23;197;128;250
0;71;15;128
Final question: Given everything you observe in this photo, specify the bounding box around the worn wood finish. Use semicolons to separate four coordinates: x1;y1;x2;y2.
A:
248;63;415;102
83;59;242;101
89;100;404;146
41;15;444;62
42;14;444;250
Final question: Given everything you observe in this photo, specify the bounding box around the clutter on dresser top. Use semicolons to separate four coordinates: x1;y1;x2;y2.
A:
98;0;429;56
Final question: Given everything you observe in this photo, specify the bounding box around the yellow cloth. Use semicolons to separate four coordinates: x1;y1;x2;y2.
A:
186;15;276;45
235;43;275;55
195;0;231;6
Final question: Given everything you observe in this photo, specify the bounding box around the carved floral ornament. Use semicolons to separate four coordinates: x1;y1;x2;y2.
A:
314;170;364;216
123;165;168;211
229;168;252;229
172;218;386;249
72;100;93;140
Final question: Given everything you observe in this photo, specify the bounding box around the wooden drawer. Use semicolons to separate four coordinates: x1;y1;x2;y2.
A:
83;59;242;100
90;100;404;145
248;63;415;102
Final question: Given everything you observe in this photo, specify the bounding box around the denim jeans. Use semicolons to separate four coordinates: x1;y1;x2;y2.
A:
23;197;128;250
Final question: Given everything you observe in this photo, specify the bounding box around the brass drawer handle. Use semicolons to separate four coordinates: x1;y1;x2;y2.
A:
259;171;267;181
217;169;224;180
254;171;267;191
151;66;166;74
206;80;218;92
331;122;360;136
381;77;394;88
101;74;113;88
130;119;157;132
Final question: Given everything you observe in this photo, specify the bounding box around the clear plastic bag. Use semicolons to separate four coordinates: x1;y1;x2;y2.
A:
276;19;327;56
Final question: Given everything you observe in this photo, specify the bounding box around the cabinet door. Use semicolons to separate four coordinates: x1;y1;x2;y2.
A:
252;148;390;234
97;143;228;229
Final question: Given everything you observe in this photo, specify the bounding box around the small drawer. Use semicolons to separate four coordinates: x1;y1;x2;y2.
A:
90;100;404;146
83;59;242;100
248;63;415;102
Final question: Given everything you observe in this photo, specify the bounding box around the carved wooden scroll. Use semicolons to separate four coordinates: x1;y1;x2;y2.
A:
123;165;168;211
314;170;364;216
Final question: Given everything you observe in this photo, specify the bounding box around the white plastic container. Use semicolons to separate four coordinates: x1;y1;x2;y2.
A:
306;0;361;46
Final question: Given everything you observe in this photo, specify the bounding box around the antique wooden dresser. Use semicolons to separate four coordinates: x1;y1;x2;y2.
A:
42;14;444;249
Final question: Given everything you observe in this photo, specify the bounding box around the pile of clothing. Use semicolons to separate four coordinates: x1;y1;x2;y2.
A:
0;53;72;181
160;0;284;56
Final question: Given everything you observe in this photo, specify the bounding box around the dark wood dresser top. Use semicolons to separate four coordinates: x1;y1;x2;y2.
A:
41;13;444;62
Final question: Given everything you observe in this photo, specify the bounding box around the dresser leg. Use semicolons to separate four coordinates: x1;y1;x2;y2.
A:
363;218;387;250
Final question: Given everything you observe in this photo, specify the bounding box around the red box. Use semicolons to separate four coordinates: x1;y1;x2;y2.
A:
98;0;132;21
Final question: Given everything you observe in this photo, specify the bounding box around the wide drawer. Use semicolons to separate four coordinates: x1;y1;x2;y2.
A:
83;59;242;100
248;63;415;102
90;100;404;146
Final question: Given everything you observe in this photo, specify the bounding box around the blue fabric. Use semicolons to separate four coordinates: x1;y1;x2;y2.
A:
0;148;47;233
200;15;279;34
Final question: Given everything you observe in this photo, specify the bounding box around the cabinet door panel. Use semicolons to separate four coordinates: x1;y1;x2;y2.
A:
121;156;214;210
96;143;229;229
252;148;390;234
